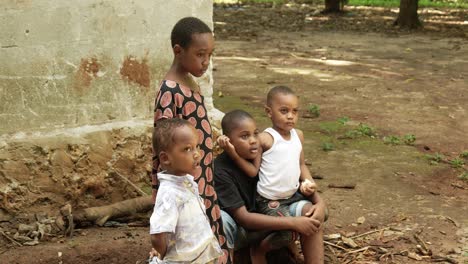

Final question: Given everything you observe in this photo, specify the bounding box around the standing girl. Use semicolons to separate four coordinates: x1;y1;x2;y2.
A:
151;17;229;264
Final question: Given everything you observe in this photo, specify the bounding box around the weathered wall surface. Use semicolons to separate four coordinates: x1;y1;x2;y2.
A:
0;0;214;135
0;0;218;229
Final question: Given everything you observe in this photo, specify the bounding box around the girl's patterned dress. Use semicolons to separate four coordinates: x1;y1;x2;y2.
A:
152;80;229;264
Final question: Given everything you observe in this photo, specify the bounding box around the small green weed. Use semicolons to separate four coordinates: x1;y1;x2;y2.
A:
459;172;468;182
384;135;401;145
307;104;320;118
450;158;465;168
403;134;416;145
341;123;375;139
460;151;468;159
321;142;334;151
356;123;375;137
319;121;343;134
344;130;361;139
425;153;444;165
337;116;350;125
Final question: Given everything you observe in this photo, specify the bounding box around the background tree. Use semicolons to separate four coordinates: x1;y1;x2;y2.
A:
394;0;422;28
323;0;347;12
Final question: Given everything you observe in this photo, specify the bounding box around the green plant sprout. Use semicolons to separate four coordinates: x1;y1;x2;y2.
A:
459;172;468;182
384;135;401;145
460;151;468;159
321;142;334;151
357;123;375;137
337;116;350;125
307;104;320;118
403;134;416;145
450;158;465;168
425;153;444;165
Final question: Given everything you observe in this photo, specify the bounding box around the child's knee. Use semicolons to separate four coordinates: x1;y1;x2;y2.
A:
301;202;313;216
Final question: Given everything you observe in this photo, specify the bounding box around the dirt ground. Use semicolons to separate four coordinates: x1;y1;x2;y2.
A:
2;3;468;264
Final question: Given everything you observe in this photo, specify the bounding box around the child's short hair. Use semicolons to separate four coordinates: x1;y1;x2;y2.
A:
266;85;296;106
171;17;212;48
221;110;254;136
153;118;192;155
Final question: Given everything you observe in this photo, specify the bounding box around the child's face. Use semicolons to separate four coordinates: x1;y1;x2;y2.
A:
178;33;214;77
162;125;201;176
266;93;299;134
227;118;260;160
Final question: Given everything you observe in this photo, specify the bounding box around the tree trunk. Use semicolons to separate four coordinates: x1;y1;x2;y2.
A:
394;0;421;29
323;0;342;13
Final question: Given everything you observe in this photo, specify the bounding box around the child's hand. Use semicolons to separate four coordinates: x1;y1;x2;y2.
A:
217;135;236;155
304;203;326;224
300;179;317;197
149;248;161;259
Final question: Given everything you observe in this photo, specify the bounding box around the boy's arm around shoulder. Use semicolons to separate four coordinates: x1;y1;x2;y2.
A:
217;135;261;177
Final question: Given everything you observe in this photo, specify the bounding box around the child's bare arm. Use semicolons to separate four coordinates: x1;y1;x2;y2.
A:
296;129;318;196
217;135;261;177
229;205;320;235
150;233;168;259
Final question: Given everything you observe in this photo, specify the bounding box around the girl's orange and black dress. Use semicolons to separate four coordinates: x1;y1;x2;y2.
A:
151;80;230;264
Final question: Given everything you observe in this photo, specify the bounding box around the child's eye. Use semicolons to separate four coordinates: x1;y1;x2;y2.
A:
280;109;288;114
185;147;192;152
241;135;248;139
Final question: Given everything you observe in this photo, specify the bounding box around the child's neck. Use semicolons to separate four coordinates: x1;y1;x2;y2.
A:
165;62;199;92
272;126;292;140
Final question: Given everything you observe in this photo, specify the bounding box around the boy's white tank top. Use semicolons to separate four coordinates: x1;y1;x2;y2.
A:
257;127;301;200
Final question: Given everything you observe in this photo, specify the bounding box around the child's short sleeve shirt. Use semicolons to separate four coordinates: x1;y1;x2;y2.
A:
150;172;222;263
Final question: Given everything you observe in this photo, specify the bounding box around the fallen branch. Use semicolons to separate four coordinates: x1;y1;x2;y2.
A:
328;183;356;189
73;196;153;226
431;255;458;264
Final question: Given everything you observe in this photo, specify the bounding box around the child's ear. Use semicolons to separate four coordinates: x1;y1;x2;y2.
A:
265;105;272;118
173;44;182;56
159;151;170;166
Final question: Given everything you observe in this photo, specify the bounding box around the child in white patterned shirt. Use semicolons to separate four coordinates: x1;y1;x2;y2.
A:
150;118;222;264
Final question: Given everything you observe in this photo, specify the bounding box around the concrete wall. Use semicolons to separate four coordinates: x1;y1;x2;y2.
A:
0;0;220;223
0;0;215;135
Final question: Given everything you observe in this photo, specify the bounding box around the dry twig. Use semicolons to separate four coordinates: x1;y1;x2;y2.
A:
110;171;147;196
0;230;22;247
350;227;389;239
344;246;369;255
324;241;348;251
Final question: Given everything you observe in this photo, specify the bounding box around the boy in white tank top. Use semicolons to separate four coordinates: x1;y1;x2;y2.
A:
256;86;326;264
